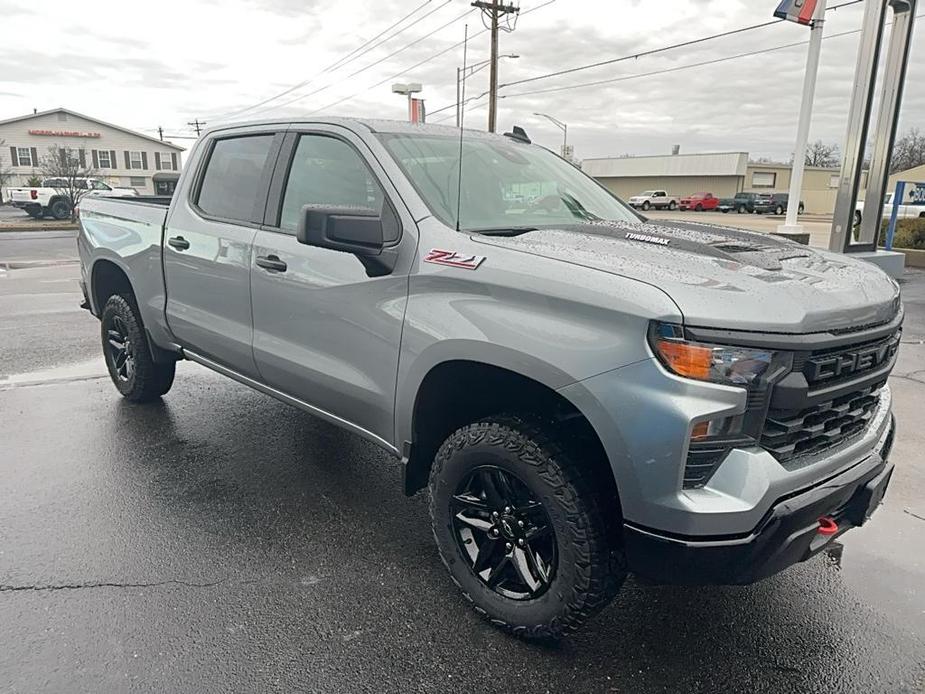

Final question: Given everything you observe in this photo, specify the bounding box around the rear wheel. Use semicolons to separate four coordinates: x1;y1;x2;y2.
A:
25;208;43;219
50;199;71;220
101;295;175;402
695;204;703;212
429;415;624;640
775;205;784;215
854;210;862;226
668;201;678;210
737;204;746;214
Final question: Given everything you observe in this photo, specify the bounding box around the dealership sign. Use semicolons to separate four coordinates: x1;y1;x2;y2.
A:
28;129;101;138
774;0;818;25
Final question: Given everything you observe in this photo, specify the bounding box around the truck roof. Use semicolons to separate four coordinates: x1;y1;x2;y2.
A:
204;117;511;141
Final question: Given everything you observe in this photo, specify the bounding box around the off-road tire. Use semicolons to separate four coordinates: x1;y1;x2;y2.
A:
101;295;175;402
429;415;625;640
50;199;71;220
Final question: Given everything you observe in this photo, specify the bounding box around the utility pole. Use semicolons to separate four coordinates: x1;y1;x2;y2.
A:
471;1;519;133
187;118;207;136
157;127;164;142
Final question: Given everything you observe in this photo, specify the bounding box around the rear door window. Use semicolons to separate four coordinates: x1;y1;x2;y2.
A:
196;135;276;223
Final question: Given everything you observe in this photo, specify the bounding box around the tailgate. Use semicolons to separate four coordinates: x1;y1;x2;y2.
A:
9;188;35;202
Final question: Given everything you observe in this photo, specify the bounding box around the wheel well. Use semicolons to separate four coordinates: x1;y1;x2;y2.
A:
91;259;134;312
404;361;620;512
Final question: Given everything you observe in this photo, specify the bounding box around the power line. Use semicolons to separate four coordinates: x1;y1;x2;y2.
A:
305;0;555;116
245;5;477;118
498;0;863;91
428;0;864;118
214;0;444;120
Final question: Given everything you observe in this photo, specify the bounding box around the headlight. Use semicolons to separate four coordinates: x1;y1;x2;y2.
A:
648;322;790;387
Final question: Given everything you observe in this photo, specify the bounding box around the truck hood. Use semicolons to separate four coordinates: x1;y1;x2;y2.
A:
472;219;900;333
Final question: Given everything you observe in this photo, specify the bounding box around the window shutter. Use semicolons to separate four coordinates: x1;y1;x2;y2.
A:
171;153;178;170
92;150;99;168
30;147;38;167
154;152;161;170
141;152;148;169
107;150;115;170
78;149;86;168
9;147;18;167
124;151;131;169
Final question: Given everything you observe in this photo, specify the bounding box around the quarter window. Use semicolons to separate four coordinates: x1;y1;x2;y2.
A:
196;135;275;223
279;135;384;231
17;147;32;166
97;150;112;169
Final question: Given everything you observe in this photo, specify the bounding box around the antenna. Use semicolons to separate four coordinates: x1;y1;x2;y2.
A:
455;23;469;232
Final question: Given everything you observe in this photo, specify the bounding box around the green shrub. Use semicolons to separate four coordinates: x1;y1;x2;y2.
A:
878;217;925;250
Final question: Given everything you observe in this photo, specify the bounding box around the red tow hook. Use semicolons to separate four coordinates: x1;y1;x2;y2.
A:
817;516;839;536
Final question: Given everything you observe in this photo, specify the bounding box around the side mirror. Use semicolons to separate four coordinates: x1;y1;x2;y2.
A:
296;204;400;277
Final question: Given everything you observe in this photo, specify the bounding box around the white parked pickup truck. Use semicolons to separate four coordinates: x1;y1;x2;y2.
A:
627;190;678;211
10;177;137;220
854;192;925;226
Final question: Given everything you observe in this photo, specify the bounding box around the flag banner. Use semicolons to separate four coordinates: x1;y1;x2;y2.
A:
774;0;818;25
410;98;426;124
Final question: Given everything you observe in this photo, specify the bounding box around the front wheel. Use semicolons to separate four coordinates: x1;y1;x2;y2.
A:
775;205;784;216
737;205;746;214
101;295;175;402
641;201;650;211
429;416;624;640
695;204;703;212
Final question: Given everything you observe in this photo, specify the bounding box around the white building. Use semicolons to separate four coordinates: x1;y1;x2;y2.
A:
0;108;184;196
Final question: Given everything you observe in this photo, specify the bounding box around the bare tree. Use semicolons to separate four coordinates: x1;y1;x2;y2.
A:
890;127;925;174
39;145;97;221
804;140;840;168
0;139;12;205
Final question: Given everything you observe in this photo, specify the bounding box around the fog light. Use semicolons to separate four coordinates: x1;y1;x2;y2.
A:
690;415;743;441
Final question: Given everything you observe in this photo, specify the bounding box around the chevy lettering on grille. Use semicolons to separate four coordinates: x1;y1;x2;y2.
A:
804;334;900;382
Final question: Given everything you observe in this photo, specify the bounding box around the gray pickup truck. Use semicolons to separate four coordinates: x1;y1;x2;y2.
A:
78;118;900;640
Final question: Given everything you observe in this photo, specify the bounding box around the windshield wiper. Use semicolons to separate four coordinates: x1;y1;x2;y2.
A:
471;226;539;237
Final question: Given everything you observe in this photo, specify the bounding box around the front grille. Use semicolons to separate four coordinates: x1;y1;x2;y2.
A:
761;385;882;463
802;331;899;387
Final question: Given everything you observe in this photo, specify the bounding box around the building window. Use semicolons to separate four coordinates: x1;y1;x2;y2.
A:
17;147;33;166
129;151;144;169
130;176;146;187
829;174;840;188
97;150;112;169
159;153;174;171
752;171;776;188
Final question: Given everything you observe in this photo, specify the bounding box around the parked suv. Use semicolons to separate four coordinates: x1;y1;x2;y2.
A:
77;118;900;639
755;193;805;216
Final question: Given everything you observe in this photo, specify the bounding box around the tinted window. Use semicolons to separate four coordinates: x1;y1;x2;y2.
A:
279;135;383;231
197;135;274;223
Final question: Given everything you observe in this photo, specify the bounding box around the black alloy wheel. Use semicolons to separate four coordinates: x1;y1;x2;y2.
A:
105;313;136;383
451;465;557;600
775;205;784;215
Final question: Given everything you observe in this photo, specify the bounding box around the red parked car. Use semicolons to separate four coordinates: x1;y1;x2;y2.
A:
679;192;719;211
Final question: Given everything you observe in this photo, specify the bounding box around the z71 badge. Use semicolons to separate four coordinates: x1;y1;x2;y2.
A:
423;249;486;270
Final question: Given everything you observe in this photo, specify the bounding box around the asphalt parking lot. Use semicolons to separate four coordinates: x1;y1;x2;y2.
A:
1;232;924;693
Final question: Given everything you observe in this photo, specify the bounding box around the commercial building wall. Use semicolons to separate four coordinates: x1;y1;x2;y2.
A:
596;175;743;201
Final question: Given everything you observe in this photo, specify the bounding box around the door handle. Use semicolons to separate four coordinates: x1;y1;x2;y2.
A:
167;235;190;251
255;254;288;272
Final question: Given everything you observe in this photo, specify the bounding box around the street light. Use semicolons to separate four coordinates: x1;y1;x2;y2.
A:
534;112;570;160
456;55;518;127
392;82;423;123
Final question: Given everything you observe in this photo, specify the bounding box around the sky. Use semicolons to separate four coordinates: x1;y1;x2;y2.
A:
0;0;922;162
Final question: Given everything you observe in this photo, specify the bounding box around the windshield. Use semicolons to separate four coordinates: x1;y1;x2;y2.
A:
378;133;639;231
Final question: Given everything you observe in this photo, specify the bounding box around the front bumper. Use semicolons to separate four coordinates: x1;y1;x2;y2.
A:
623;416;895;585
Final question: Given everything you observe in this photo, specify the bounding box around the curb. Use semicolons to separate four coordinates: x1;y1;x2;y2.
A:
0;259;80;270
0;226;78;233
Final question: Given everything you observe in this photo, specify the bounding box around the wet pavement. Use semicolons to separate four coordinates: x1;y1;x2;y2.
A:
1;261;924;693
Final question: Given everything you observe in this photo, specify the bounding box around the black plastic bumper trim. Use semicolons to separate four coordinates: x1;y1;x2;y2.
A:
624;417;895;585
